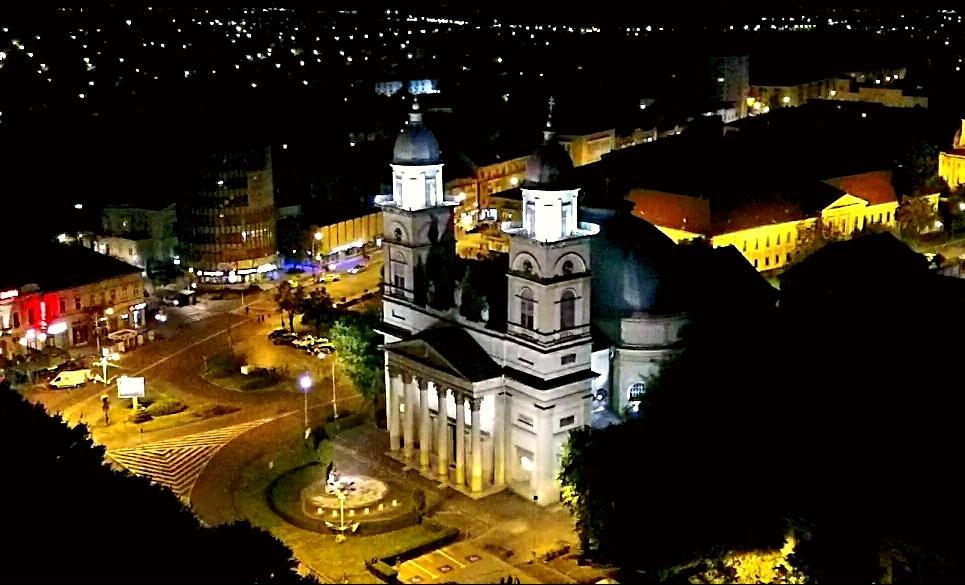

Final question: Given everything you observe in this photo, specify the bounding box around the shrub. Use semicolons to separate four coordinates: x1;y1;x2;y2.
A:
132;411;153;424
323;412;365;437
192;404;241;419
205;352;245;378
145;399;187;417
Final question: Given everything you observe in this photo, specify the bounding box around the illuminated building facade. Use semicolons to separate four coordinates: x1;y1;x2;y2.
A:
95;203;178;270
0;245;145;360
378;103;774;505
939;119;965;189
177;147;278;286
628;170;938;272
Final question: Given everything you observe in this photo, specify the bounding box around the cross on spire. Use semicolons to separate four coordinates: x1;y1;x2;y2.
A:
546;96;555;129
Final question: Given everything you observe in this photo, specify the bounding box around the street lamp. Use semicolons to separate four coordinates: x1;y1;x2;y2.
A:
300;374;312;431
312;231;323;264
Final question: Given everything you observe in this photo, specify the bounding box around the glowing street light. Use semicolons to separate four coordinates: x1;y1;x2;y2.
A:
300;374;312;430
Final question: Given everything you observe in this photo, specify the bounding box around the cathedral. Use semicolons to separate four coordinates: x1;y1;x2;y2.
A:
378;100;774;505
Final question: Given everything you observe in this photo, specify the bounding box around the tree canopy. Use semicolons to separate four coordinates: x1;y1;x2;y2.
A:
0;380;313;584
274;281;306;332
560;263;965;583
329;311;383;400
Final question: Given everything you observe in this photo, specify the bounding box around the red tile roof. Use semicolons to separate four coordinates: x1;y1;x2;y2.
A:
821;170;897;206
626;189;711;234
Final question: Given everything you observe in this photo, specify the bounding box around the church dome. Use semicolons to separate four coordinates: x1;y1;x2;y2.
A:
393;100;441;165
523;138;575;189
583;202;688;317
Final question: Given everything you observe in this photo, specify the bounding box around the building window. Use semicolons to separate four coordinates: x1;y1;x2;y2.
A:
765;256;770;267
562;260;574;274
74;297;81;310
765;236;770;247
393;274;405;291
520;288;535;330
776;233;781;245
787;253;792;262
517;413;534;427
559;415;575;428
754;258;759;268
755;239;759;250
742;240;747;252
559;290;576;329
59;298;66;313
12;312;20;328
27;309;35;324
561;353;576;365
886;211;891;223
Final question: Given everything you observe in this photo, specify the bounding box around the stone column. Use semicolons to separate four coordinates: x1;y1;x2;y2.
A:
436;386;450;480
418;379;431;471
470;397;483;493
494;392;506;486
455;393;466;486
387;367;402;452
402;372;415;460
534;408;555;503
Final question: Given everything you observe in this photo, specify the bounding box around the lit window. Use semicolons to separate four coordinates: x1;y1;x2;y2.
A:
560;289;576;329
628;382;646;400
520;288;535;330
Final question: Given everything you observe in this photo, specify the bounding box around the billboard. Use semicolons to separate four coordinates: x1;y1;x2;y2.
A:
117;376;145;399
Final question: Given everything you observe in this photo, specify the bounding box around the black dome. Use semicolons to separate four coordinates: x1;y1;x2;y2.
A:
583;203;687;317
393;104;441;165
523;135;576;189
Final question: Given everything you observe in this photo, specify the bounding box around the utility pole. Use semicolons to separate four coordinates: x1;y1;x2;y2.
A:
330;352;338;430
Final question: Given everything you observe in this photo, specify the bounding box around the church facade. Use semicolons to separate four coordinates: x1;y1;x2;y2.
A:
377;101;772;505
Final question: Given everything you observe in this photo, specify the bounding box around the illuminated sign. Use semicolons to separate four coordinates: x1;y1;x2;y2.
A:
236;268;257;275
0;290;18;300
117;376;145;399
201;270;224;277
47;321;68;335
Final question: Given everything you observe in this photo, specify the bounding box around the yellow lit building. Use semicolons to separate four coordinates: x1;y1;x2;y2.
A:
627;170;918;272
939;119;965;189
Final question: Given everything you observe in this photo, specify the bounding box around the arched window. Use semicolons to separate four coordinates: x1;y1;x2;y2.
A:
520;288;535;330
628;382;646;400
560;290;576;330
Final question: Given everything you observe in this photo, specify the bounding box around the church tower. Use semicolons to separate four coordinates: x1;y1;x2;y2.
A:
503;98;599;379
380;99;457;310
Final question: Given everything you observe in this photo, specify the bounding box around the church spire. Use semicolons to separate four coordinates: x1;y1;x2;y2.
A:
409;96;423;125
543;96;556;143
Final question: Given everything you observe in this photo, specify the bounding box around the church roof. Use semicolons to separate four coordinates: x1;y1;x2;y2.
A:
384;327;502;382
821;170;898;206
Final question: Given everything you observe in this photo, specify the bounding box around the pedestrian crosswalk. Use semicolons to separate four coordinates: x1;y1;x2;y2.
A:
107;418;273;500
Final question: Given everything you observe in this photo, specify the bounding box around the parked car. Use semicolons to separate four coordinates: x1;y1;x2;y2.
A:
292;335;318;349
271;332;298;345
49;369;91;389
312;343;336;356
318;273;341;283
347;265;366;275
268;328;290;340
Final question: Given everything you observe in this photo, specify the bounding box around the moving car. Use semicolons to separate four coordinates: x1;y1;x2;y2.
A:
347;265;366;275
49;369;91;389
318;273;341;283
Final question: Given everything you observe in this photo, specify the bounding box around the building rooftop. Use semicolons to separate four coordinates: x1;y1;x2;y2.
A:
0;244;142;293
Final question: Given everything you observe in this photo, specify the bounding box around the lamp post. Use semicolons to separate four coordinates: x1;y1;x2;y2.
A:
329;351;338;429
312;231;322;273
300;374;312;430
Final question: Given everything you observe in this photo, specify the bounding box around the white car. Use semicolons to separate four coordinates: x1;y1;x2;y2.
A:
292;336;316;348
50;369;91;389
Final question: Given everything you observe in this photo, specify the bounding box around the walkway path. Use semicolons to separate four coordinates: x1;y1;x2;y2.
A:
107;418;274;500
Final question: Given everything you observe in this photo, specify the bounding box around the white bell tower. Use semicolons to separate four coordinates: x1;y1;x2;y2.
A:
380;99;456;308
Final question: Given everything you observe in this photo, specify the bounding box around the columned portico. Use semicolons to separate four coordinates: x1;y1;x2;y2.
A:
402;372;415;460
387;367;402;453
455;393;466;486
470;397;483;493
418;378;431;471
435;385;450;479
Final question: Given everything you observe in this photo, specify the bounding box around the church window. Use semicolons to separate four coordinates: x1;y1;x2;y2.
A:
787;253;792;263
628;382;646;400
754;258;759;268
425;176;437;207
765;257;770;267
517;414;534;427
559;415;576;428
776;233;781;245
765;236;770;247
521;259;533;274
561;353;576;365
886;211;891;223
560;290;576;329
742;240;747;252
520;288;535;330
755;239;759;250
562;260;574;274
394;227;403;241
525;202;536;235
